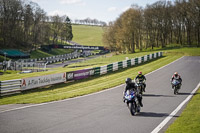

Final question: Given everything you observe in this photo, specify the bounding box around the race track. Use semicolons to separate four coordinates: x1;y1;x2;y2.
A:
0;56;200;133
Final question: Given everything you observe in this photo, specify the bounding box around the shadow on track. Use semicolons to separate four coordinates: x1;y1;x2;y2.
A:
178;92;200;96
137;112;169;117
143;94;174;97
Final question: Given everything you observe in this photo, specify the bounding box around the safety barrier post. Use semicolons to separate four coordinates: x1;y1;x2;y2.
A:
152;53;154;59
118;61;123;69
127;60;131;67
135;58;138;65
107;64;113;73
94;67;100;76
141;56;144;63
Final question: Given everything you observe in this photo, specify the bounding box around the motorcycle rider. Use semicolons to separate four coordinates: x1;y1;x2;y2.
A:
123;78;143;107
171;72;182;89
135;71;146;92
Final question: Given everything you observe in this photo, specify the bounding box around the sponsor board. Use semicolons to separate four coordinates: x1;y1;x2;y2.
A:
66;69;94;80
21;73;66;90
42;44;105;50
63;45;100;50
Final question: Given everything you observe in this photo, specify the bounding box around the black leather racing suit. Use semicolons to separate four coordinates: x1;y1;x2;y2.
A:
123;82;143;107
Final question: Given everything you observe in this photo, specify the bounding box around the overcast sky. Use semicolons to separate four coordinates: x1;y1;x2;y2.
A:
32;0;163;23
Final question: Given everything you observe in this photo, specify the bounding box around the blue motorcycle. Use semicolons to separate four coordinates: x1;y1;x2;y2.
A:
171;79;181;95
124;89;140;115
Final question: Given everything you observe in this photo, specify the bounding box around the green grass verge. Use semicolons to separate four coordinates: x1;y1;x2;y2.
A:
30;50;52;58
165;88;200;133
30;49;73;59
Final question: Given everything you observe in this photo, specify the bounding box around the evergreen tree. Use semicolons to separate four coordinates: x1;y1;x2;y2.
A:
65;16;73;42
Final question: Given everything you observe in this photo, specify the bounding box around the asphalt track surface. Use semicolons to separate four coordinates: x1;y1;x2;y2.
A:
0;56;200;133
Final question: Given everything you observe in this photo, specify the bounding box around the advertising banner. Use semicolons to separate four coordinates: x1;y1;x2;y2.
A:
42;45;105;50
21;73;66;90
66;69;95;81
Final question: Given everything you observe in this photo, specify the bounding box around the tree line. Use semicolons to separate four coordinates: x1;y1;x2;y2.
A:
0;0;73;51
103;0;200;53
74;18;107;26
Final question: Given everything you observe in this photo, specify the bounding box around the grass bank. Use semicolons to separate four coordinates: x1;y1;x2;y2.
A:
72;25;103;46
30;49;73;59
165;88;200;133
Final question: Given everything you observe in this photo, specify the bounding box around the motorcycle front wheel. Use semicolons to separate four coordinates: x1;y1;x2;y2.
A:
174;86;178;95
129;102;136;116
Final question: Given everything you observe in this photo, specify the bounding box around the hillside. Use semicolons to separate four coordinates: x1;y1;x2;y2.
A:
72;24;104;46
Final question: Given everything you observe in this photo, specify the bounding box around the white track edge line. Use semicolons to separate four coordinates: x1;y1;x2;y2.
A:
151;82;200;133
0;56;184;113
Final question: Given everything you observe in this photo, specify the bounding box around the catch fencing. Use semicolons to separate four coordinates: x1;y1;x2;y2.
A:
0;52;162;96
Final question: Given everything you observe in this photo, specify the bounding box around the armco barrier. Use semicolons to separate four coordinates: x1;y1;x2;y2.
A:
0;52;162;96
0;79;21;96
90;52;162;76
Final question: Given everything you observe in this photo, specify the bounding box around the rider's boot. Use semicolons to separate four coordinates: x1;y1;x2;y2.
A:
139;99;143;107
143;84;146;92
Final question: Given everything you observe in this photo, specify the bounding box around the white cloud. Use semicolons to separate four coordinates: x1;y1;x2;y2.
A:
108;7;118;12
59;0;83;4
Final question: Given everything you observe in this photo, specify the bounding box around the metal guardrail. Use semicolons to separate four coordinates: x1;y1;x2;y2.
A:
0;79;21;96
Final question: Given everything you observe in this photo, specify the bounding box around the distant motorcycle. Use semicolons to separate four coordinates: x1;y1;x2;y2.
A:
135;80;145;94
124;89;141;115
171;79;181;95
